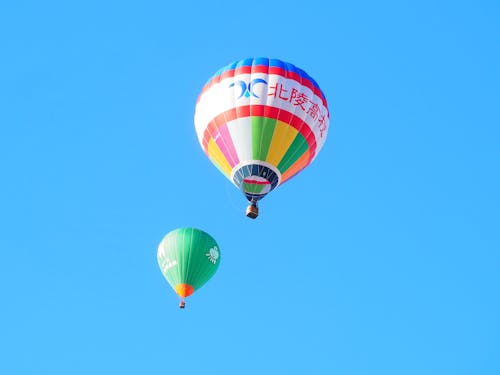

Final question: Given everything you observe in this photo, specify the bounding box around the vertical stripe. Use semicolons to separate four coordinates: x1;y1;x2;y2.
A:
252;116;277;160
266;120;299;166
227;117;252;163
214;124;239;167
207;138;232;178
251;115;264;159
277;133;309;173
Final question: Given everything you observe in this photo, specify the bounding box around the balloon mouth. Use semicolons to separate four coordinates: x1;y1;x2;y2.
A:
232;162;280;201
242;177;272;195
175;284;195;298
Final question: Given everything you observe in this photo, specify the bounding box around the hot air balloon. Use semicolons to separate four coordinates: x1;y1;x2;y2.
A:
157;228;220;308
194;57;330;218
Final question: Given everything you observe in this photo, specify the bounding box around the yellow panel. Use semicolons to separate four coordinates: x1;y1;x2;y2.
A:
266;120;299;167
207;139;232;178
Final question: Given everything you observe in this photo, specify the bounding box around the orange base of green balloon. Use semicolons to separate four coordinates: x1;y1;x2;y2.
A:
175;284;194;298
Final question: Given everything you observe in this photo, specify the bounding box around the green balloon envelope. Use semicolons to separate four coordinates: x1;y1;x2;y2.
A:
157;228;220;300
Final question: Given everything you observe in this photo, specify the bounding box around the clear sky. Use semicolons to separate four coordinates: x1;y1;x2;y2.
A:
1;1;499;374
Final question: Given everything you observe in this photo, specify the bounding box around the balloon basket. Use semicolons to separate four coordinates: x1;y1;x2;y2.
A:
246;204;259;219
179;300;186;309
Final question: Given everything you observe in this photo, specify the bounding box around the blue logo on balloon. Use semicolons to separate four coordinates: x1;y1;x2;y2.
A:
229;78;268;99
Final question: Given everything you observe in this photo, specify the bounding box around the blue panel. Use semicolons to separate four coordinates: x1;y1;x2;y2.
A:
253;57;269;67
269;58;285;69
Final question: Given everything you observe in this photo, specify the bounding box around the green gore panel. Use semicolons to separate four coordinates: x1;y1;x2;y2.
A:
242;181;266;194
252;116;277;161
277;132;309;173
157;228;220;292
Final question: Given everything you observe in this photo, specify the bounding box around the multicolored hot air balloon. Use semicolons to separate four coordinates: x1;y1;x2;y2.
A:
195;57;330;218
157;228;220;308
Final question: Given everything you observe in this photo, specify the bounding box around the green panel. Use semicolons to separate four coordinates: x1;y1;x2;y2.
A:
243;181;266;194
277;133;309;173
157;228;220;292
252;116;277;160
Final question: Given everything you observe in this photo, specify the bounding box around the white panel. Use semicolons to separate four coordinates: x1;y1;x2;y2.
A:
227;117;252;163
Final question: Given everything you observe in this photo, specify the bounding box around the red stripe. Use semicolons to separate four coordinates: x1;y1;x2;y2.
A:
202;105;317;164
236;105;250;119
243;179;271;185
219;69;235;82
235;66;252;75
251;65;270;74
250;104;265;117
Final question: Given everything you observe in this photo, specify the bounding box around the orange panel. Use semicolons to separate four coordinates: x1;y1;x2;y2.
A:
280;151;310;183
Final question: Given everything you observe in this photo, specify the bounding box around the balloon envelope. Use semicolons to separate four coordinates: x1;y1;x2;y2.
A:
157;228;220;301
194;57;330;208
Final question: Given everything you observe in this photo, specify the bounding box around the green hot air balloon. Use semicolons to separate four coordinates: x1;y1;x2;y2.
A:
157;228;221;308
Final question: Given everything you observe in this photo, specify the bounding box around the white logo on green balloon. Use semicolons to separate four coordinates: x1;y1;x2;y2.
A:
206;246;219;264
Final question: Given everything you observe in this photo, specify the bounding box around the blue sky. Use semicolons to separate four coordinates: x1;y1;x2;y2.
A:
1;1;499;374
